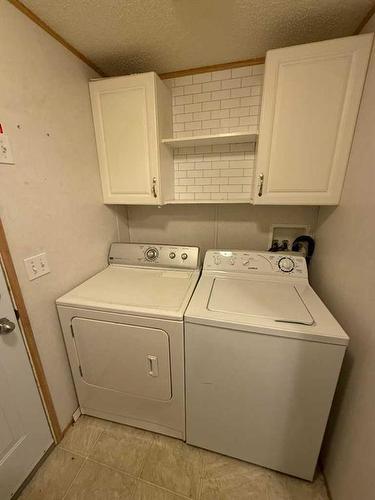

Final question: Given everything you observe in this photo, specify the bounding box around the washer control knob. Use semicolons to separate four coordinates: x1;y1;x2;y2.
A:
213;255;221;265
145;247;159;261
181;253;188;260
229;257;235;265
242;259;250;266
278;257;295;273
169;252;176;259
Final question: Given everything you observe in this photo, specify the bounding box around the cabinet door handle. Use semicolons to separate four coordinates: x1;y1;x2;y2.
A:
152;177;157;198
258;173;264;197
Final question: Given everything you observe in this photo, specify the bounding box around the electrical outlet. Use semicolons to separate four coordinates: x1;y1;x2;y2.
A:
24;253;50;281
0;133;15;164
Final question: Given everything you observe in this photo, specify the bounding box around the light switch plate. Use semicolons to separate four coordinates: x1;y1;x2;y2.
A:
0;133;15;164
24;253;50;281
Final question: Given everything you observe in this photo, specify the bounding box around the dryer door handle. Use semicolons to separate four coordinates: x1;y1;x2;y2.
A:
147;355;159;377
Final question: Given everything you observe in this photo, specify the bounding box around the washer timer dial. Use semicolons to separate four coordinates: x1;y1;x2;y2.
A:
145;247;159;261
278;256;295;273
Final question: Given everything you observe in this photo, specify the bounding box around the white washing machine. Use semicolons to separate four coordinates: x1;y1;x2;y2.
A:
57;243;200;439
185;250;349;480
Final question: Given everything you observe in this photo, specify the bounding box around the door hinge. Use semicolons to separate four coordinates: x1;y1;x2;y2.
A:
78;365;83;377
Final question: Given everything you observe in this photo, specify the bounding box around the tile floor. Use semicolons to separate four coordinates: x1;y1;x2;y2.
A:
19;416;330;500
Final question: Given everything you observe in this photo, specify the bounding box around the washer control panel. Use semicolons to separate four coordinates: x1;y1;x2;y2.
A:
109;243;200;269
204;250;308;277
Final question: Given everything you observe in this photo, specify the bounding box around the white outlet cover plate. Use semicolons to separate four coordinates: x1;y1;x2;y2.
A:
24;252;50;281
0;133;15;164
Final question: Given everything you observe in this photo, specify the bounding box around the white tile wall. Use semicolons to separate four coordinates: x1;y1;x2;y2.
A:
167;64;264;200
170;64;264;138
174;142;255;201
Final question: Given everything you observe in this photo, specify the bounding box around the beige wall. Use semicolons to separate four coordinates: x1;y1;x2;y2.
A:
361;11;375;33
0;1;127;429
310;20;375;500
122;204;318;253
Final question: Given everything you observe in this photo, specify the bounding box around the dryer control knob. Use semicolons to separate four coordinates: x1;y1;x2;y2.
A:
278;257;295;273
181;253;188;260
145;247;159;261
169;252;176;259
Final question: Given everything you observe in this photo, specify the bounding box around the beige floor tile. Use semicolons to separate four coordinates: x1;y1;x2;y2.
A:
89;422;154;476
18;447;83;500
283;471;329;500
19;414;329;500
202;449;268;479
141;435;203;498
59;416;104;456
201;449;329;500
265;471;292;500
64;460;136;500
133;480;188;499
200;478;268;500
199;450;269;500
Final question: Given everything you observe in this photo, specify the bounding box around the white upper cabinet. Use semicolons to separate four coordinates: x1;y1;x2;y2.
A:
253;34;373;205
89;72;173;204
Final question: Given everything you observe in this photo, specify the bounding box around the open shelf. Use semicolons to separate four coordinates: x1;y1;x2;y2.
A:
164;199;251;205
162;130;258;149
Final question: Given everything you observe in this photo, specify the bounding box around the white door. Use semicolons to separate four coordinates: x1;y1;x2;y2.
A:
90;72;161;204
0;265;53;499
254;34;373;205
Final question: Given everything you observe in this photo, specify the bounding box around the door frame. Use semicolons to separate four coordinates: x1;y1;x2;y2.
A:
0;218;62;442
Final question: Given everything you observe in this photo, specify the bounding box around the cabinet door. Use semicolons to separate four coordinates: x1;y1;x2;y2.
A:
90;73;161;204
254;34;373;205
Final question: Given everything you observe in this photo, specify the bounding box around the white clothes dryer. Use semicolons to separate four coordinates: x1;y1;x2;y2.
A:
185;250;349;479
57;243;200;439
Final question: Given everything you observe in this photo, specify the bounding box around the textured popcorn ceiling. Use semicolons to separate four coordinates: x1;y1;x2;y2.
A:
21;0;374;76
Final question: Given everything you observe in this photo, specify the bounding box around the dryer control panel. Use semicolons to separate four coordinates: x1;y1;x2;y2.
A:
108;243;200;270
204;250;308;278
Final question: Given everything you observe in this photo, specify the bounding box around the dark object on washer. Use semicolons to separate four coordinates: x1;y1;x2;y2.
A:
292;235;315;265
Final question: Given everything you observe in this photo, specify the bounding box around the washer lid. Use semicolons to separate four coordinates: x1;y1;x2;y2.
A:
185;274;349;346
56;265;200;320
208;277;314;325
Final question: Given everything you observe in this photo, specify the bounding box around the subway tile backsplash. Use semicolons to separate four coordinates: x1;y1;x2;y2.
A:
174;142;255;201
167;64;264;201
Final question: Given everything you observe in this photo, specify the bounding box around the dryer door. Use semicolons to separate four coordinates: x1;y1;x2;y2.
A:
71;318;171;401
